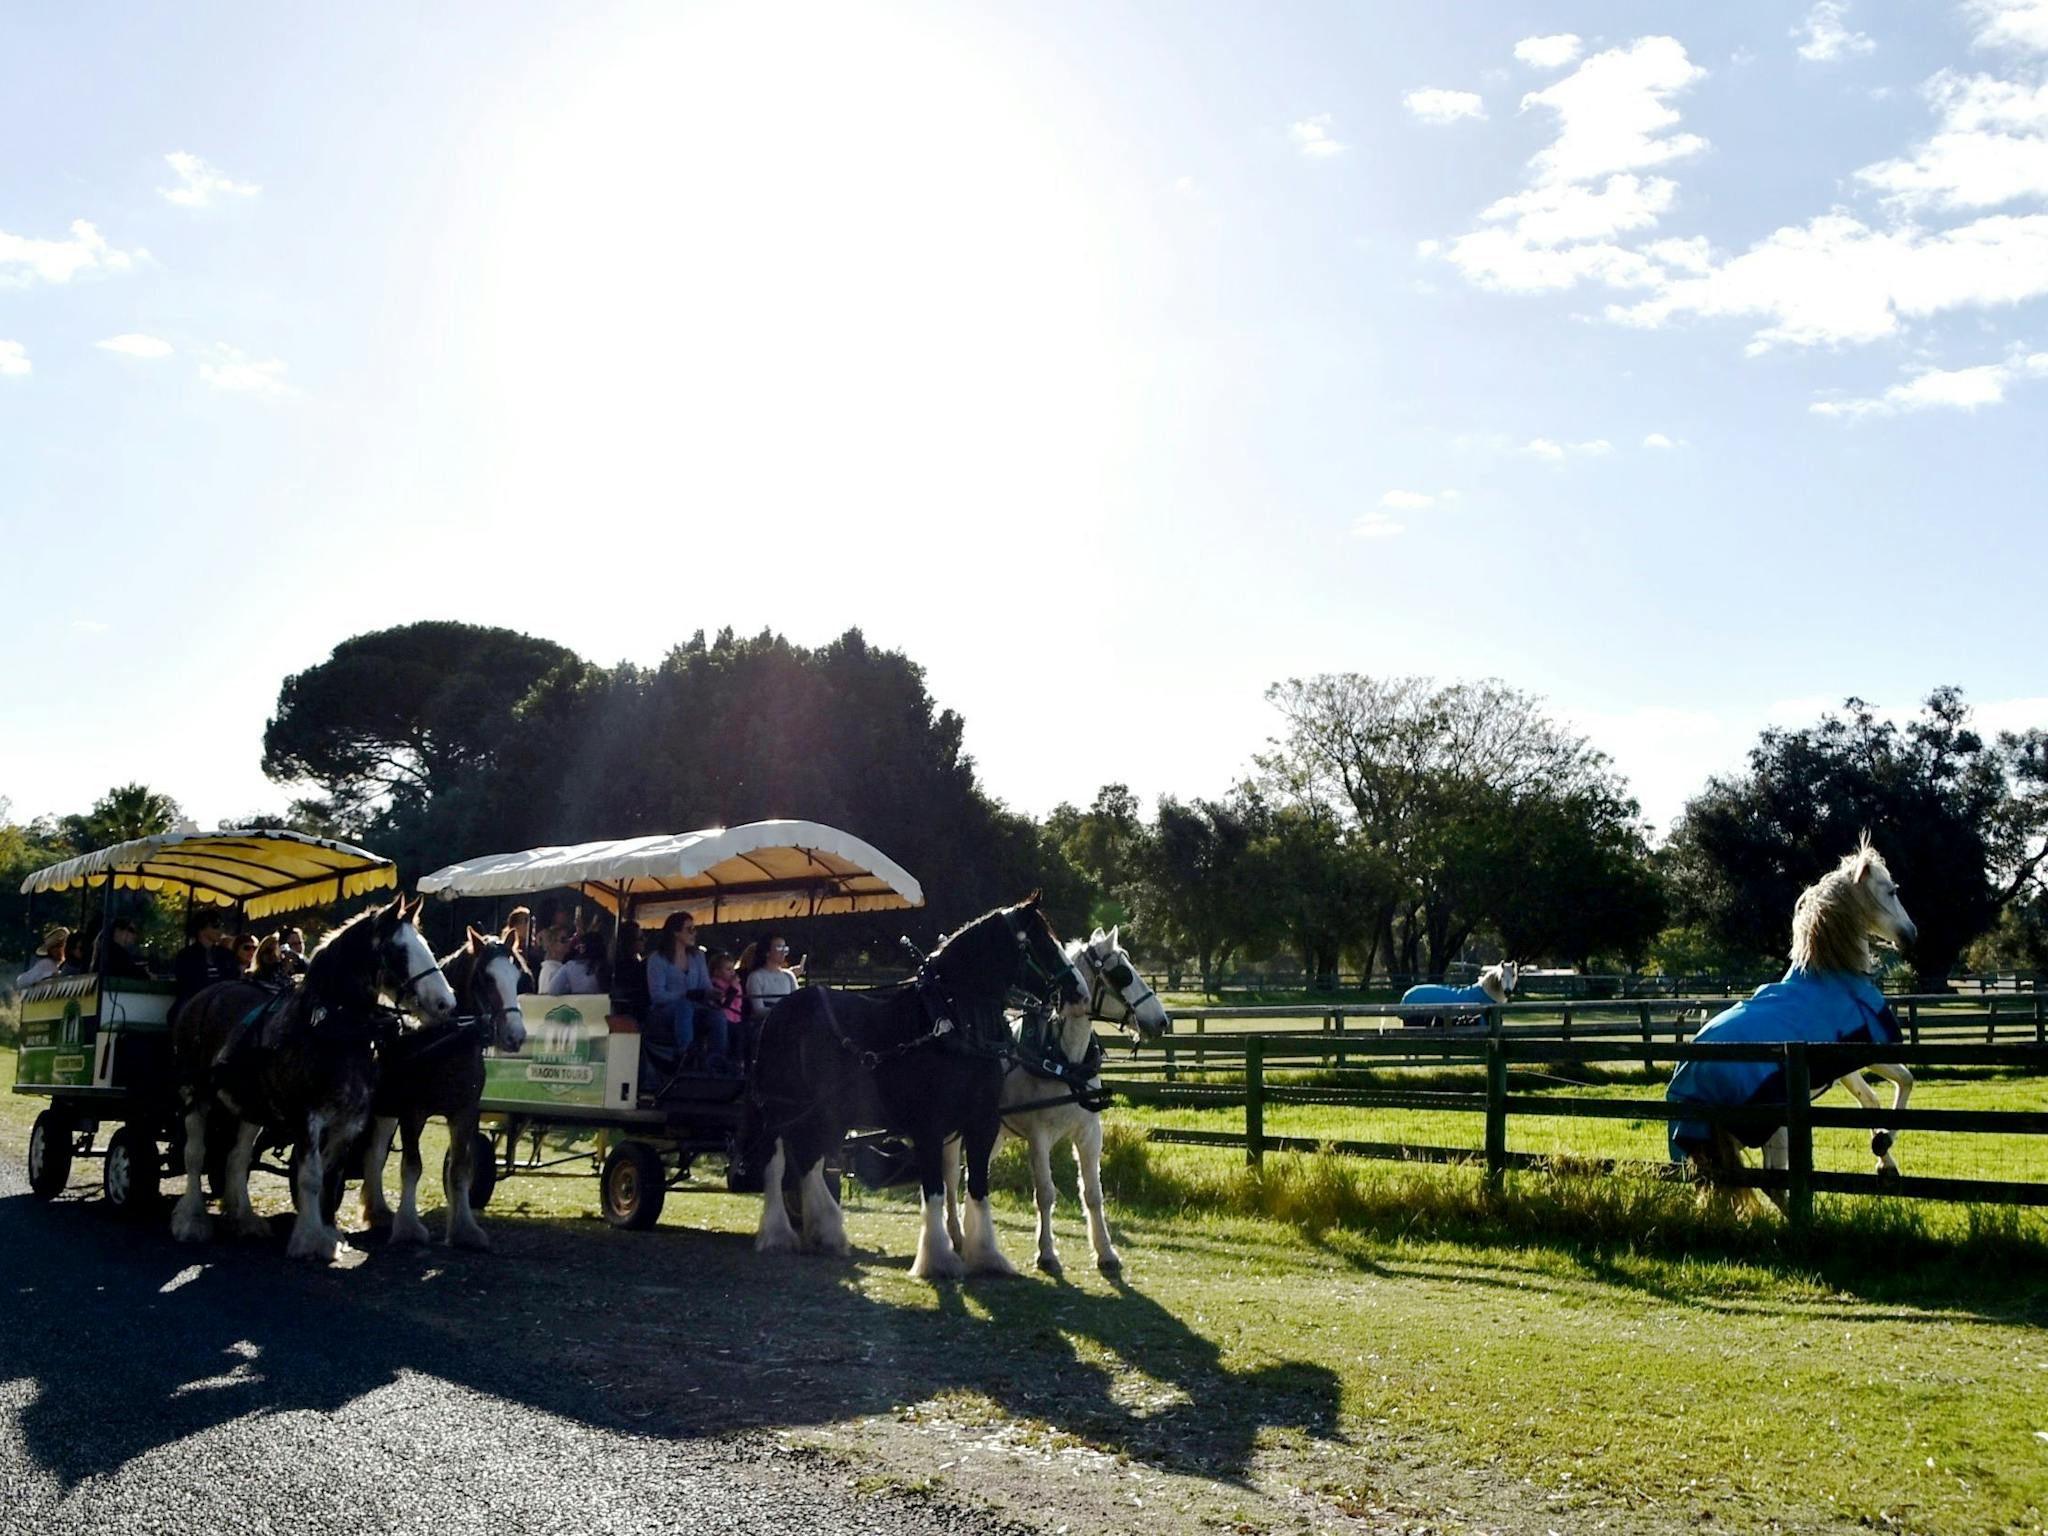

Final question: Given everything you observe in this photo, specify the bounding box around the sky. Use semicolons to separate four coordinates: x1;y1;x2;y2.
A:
3;0;2046;843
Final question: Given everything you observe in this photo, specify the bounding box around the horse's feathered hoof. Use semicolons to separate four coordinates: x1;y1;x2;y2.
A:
448;1224;492;1253
170;1205;213;1244
285;1228;340;1263
910;1245;967;1280
1094;1253;1123;1276
1036;1252;1064;1277
228;1209;272;1240
390;1214;432;1247
756;1227;801;1256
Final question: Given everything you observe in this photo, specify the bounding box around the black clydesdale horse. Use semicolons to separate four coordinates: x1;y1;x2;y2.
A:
170;896;458;1263
740;896;1086;1279
361;929;527;1249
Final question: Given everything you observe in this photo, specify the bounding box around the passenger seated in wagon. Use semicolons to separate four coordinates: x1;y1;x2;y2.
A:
14;925;68;989
95;916;150;980
173;914;241;1017
646;913;730;1072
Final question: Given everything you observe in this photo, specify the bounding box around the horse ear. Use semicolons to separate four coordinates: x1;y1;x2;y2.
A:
1091;926;1107;946
1022;889;1042;910
1108;924;1120;950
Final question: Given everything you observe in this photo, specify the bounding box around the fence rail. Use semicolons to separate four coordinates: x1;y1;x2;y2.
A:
1100;996;2048;1224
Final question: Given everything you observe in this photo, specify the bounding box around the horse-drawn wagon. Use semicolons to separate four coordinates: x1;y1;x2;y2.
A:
12;828;400;1216
415;820;925;1230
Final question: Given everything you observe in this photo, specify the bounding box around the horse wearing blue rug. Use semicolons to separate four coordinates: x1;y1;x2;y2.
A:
1669;835;1918;1209
1400;962;1517;1026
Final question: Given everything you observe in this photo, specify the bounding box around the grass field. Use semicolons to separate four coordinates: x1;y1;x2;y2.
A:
6;1048;2048;1532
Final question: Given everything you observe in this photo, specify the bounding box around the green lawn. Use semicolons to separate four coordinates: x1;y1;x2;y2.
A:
7;1047;2048;1532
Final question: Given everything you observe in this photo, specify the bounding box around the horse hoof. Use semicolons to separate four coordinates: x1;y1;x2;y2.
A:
1095;1254;1123;1276
363;1207;393;1231
390;1217;432;1247
285;1232;338;1263
230;1211;271;1240
910;1249;967;1281
171;1208;213;1244
1036;1253;1064;1277
756;1228;801;1256
448;1225;492;1253
969;1253;1019;1278
804;1232;852;1258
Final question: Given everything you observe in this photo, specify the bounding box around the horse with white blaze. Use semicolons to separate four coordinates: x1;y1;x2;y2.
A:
1399;962;1518;1024
1668;834;1918;1207
942;927;1172;1275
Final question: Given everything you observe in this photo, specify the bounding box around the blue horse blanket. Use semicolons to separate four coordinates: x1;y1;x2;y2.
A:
1666;966;1901;1160
1401;983;1497;1009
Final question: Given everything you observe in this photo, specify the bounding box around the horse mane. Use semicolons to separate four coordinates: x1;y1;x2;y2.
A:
1477;966;1507;1005
305;899;400;1009
1790;834;1889;974
926;900;1041;967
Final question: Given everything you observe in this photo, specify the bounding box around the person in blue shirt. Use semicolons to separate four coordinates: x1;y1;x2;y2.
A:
646;912;730;1073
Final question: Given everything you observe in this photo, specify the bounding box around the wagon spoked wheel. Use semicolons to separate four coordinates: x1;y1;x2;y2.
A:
445;1131;498;1210
102;1125;163;1219
26;1111;74;1202
601;1141;666;1231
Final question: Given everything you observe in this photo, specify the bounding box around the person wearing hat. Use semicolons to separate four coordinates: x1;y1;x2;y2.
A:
14;926;69;989
173;912;241;1016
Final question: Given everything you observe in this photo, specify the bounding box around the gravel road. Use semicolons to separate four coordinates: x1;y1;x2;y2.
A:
0;1155;1036;1536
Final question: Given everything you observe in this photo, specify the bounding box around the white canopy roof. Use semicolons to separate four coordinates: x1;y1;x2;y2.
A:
20;829;399;920
416;820;923;925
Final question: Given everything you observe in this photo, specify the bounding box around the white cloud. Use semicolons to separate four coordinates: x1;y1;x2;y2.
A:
1290;115;1344;158
0;340;28;376
1354;511;1407;538
1856;70;2048;210
0;219;140;286
1405;89;1486;125
198;347;290;395
1436;38;1707;292
1965;0;2048;52
1795;2;1876;62
96;333;173;360
1379;488;1439;509
1522;37;1708;187
1642;431;1684;448
1609;211;2048;350
1811;348;2048;415
1515;34;1583;70
160;152;260;208
1524;436;1614;459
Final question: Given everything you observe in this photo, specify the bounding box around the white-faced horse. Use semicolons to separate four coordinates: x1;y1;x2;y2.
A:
1399;961;1518;1024
360;929;528;1249
942;927;1172;1275
1668;834;1917;1208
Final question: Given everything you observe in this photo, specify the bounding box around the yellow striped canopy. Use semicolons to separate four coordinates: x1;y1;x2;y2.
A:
20;829;400;920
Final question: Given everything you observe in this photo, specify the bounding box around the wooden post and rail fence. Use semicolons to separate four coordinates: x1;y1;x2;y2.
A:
1092;992;2048;1227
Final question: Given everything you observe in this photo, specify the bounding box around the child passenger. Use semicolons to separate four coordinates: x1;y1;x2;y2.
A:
708;950;745;1071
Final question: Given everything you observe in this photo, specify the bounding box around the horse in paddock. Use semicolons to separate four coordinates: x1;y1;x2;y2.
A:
943;927;1171;1275
171;895;457;1261
1399;962;1518;1025
360;929;527;1249
1669;834;1918;1209
738;896;1086;1279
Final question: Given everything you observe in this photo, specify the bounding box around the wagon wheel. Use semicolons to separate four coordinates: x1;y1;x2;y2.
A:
444;1131;498;1210
601;1141;666;1231
26;1110;74;1201
102;1125;164;1220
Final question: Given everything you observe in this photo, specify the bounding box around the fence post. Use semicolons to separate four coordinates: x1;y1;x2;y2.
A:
1560;1004;1573;1044
1987;998;1998;1045
1245;1038;1265;1169
1784;1042;1813;1230
1907;999;1920;1046
1638;1002;1654;1073
2035;993;2044;1046
1194;1014;1205;1069
1165;1019;1181;1083
1484;1035;1508;1187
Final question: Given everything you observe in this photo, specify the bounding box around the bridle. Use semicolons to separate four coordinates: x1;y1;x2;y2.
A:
1081;941;1162;1031
1001;908;1088;1013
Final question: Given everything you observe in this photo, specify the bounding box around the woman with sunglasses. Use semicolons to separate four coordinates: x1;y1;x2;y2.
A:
742;933;801;1042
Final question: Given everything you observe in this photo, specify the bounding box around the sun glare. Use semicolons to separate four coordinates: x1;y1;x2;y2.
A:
477;4;1127;562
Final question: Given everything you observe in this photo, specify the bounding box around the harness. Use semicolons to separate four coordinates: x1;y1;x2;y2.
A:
1002;1006;1111;1118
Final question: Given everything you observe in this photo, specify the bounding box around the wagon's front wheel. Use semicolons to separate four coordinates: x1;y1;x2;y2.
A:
601;1141;666;1231
27;1110;73;1201
102;1124;163;1219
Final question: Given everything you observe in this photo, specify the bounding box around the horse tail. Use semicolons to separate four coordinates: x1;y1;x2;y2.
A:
1686;1127;1761;1214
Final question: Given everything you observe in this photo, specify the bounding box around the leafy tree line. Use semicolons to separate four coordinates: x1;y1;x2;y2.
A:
6;622;2045;992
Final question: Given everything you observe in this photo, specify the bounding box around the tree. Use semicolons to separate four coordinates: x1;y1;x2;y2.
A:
262;622;576;822
1239;798;1390;990
1128;795;1263;991
1670;689;2048;987
61;783;182;853
1046;784;1147;930
1259;675;1640;976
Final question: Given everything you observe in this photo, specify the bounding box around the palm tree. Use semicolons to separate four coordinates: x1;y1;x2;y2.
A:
63;783;182;853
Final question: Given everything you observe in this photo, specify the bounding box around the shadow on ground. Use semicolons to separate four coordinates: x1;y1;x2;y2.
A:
0;1186;1340;1490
